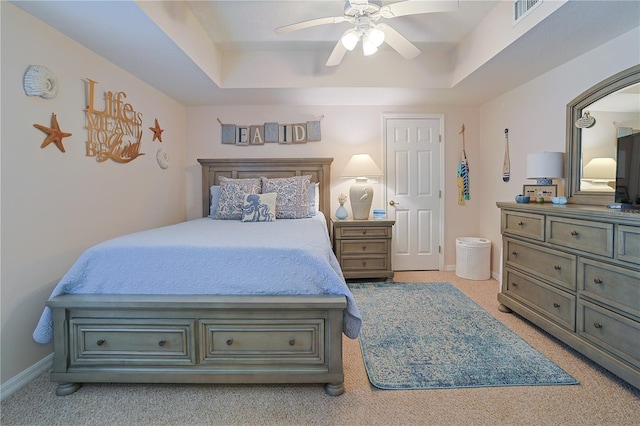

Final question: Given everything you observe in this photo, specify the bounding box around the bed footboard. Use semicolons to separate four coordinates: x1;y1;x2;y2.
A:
47;294;346;396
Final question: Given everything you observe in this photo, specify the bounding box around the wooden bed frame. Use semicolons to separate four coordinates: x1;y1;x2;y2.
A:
48;158;348;396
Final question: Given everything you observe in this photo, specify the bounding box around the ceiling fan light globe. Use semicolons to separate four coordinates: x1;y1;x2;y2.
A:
367;27;385;48
362;37;378;56
341;30;359;51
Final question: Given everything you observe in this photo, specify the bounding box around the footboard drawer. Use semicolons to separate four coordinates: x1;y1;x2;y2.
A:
70;318;195;365
200;319;324;364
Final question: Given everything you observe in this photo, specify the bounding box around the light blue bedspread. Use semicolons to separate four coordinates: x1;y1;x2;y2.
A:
33;214;361;343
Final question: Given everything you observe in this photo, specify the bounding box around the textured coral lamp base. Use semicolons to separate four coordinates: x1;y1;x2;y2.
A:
349;177;373;220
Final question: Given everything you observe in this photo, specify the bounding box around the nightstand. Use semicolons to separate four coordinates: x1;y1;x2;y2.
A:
331;219;395;280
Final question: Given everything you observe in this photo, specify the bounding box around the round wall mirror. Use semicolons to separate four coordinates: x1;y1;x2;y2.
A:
566;65;640;205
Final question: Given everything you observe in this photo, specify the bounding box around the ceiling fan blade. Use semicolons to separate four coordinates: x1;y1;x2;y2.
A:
275;16;349;35
325;39;348;67
380;0;459;19
377;23;420;59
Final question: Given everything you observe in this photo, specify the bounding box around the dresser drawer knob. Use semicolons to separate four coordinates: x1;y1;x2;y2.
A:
570;230;579;236
593;322;603;329
517;221;524;226
362;230;367;235
226;339;234;346
511;251;518;256
511;282;518;287
553;265;562;271
553;302;560;308
362;261;367;267
289;338;296;346
362;245;367;251
96;339;106;346
593;278;603;284
158;340;166;347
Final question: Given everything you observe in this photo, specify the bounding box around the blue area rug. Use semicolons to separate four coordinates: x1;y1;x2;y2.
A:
349;282;578;389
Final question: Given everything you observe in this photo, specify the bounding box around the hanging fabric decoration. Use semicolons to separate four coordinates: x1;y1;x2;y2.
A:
457;124;470;205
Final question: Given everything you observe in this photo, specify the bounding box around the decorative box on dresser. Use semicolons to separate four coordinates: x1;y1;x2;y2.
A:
497;202;640;389
331;219;395;280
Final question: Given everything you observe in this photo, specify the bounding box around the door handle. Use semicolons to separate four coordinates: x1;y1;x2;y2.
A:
389;200;399;206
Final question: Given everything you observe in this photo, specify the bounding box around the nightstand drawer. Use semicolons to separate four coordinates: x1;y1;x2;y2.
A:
335;226;390;239
505;238;576;291
547;216;613;257
200;319;323;364
505;268;575;331
70;318;195;365
341;256;389;271
578;300;640;369
340;239;388;255
502;210;545;241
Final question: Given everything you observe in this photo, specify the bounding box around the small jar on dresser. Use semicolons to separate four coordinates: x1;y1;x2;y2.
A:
331;219;395;280
496;202;640;389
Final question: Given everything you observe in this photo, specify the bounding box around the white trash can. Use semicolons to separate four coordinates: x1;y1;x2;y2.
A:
455;237;491;280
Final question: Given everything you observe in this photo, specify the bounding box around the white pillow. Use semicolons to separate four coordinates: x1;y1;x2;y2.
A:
209;185;221;217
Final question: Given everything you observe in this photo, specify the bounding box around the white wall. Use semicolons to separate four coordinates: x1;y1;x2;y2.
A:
185;104;480;268
0;3;187;383
476;27;640;275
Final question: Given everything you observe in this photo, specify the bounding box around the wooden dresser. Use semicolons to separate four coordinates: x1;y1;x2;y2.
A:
497;202;639;389
331;219;395;280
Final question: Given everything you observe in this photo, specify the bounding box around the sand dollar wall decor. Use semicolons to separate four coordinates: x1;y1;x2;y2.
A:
23;65;58;99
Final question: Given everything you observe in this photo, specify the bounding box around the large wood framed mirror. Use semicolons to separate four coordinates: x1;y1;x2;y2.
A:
566;64;640;205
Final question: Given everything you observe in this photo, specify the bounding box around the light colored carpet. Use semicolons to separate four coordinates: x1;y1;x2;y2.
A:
2;271;639;425
350;282;577;389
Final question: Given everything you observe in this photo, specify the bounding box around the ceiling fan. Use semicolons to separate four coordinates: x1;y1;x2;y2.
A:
275;0;459;66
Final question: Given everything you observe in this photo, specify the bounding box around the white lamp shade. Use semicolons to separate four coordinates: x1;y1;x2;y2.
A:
526;152;564;181
342;154;383;178
367;27;385;47
583;157;617;180
341;30;359;51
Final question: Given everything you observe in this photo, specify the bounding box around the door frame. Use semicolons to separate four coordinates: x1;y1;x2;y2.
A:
382;113;446;271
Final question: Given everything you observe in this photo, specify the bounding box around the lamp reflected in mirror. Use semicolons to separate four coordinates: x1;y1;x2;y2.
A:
582;157;617;192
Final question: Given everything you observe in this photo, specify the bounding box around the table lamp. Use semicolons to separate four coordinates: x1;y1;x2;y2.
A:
342;154;383;220
526;152;564;185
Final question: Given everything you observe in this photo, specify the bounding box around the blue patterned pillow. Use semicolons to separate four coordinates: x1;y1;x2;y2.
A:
214;177;262;220
261;175;311;219
241;193;277;222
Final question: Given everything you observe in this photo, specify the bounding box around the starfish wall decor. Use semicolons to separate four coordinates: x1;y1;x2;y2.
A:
149;118;164;142
33;113;72;152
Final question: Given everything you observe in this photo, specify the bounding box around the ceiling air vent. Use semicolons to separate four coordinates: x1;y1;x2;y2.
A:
514;0;541;24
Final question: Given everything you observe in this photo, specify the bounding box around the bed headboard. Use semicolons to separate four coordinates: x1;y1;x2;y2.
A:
197;158;333;220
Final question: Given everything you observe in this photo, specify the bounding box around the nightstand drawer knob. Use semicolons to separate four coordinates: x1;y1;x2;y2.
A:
553;302;560;308
289;338;296;346
518;221;524;226
593;322;603;329
554;265;561;270
594;278;603;284
570;230;579;236
226;339;234;346
158;340;166;347
96;339;106;346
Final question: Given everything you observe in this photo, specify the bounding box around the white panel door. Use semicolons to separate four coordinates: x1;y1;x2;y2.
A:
385;116;443;270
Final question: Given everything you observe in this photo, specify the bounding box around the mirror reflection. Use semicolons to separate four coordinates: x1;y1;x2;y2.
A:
580;82;640;192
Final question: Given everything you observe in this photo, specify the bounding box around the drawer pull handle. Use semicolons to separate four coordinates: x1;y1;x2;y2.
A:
289;338;296;346
158;340;166;347
362;246;366;251
226;339;233;346
594;278;603;284
511;282;518;287
570;230;579;236
96;339;106;346
362;230;367;235
553;265;561;271
593;322;603;329
362;261;367;267
511;251;518;256
517;221;524;226
553;302;560;308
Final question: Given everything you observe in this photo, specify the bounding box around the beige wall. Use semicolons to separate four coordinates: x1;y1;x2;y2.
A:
0;3;187;383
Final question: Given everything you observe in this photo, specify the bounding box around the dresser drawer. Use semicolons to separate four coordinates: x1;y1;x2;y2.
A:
505;268;575;331
547;216;613;257
340;239;388;255
335;226;390;239
617;225;640;265
579;257;640;319
200;319;324;364
70;318;195;365
502;211;545;241
505;238;576;291
578;300;640;369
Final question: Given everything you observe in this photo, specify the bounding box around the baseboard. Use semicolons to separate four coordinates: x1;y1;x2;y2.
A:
0;353;53;401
